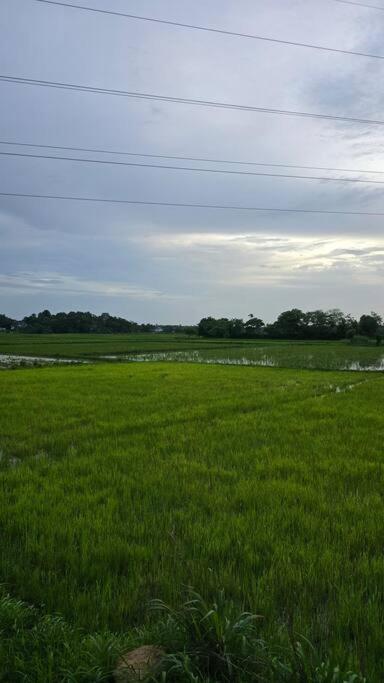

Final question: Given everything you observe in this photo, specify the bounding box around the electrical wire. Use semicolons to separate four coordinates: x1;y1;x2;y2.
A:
1;140;383;175
2;150;384;185
32;0;384;60
1;191;384;215
2;75;384;126
331;0;384;10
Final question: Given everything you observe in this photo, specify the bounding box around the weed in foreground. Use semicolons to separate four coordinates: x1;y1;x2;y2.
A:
148;589;365;683
0;588;366;682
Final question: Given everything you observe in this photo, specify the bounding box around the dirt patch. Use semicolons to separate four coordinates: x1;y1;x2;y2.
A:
114;645;165;682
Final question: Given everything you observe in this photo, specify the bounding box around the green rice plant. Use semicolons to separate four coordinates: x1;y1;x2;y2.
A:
2;333;384;371
0;590;137;682
149;590;366;683
1;362;383;678
150;588;266;681
271;633;366;682
0;590;366;682
0;333;264;360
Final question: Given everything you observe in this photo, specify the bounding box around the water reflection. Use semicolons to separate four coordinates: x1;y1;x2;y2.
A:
100;351;384;372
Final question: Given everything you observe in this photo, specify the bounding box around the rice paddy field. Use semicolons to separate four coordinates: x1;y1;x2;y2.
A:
1;332;384;370
0;332;251;359
1;334;384;680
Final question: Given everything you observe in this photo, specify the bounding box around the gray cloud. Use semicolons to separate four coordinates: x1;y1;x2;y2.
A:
1;0;383;321
0;272;166;299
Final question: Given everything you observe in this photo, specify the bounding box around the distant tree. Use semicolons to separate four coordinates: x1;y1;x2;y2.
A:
0;314;15;331
272;309;306;339
244;316;264;338
22;310;53;333
304;309;357;340
198;317;232;338
305;310;329;339
183;326;198;336
228;318;244;338
199;309;364;341
21;310;141;334
198;317;217;337
9;307;384;341
336;312;358;339
376;325;384;346
358;312;382;338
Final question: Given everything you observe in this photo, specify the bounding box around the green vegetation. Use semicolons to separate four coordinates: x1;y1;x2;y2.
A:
149;589;366;682
0;333;236;359
2;306;383;342
1;360;384;680
1;333;384;372
0;589;365;682
198;309;383;342
0;309;198;335
0;590;132;682
116;343;384;371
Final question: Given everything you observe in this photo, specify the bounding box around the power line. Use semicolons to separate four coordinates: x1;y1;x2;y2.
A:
2;75;384;126
1;191;384;216
331;0;384;10
2;149;384;185
1;140;383;176
33;0;384;61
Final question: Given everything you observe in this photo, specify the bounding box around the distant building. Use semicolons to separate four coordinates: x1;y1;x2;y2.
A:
153;326;164;333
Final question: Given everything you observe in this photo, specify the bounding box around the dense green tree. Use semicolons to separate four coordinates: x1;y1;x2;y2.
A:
2;307;382;341
358;312;382;338
21;311;141;334
198;317;231;338
244;316;265;337
0;314;15;330
376;325;384;346
272;308;306;338
198;309;364;341
304;309;357;340
228;318;245;338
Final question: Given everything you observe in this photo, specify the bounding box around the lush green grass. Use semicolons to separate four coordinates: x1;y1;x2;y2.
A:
1;361;384;679
0;588;365;682
0;333;259;359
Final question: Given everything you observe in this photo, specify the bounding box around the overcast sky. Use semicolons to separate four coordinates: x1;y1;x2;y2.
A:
1;0;384;323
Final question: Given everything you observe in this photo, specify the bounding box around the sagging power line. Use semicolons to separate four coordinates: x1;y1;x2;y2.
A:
2;191;384;216
33;0;384;60
2;75;384;126
331;0;384;10
2;150;384;186
1;140;383;176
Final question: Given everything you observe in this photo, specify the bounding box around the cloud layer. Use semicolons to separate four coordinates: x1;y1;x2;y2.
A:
1;0;383;321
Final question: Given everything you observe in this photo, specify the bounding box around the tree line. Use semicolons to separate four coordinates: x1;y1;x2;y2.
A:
0;310;195;335
0;307;383;341
198;309;384;342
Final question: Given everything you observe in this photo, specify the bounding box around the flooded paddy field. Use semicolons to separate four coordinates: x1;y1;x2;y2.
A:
101;345;384;372
0;354;88;368
0;332;263;359
1;333;384;371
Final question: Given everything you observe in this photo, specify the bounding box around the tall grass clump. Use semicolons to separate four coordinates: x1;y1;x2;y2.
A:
150;589;365;683
0;589;366;682
0;590;136;682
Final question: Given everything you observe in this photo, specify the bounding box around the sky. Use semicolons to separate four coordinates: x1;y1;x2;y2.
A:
1;0;384;324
